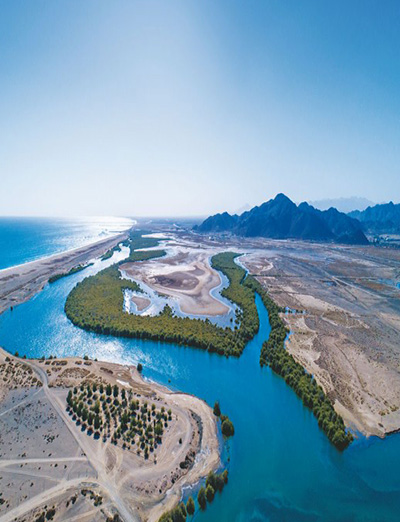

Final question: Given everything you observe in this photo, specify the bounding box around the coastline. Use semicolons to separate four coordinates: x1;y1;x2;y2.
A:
0;347;220;521
0;231;130;315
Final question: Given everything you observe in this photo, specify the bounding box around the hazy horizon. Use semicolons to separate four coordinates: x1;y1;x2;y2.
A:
0;193;393;219
1;1;399;217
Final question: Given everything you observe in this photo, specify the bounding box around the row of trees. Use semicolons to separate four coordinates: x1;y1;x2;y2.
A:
48;263;93;283
211;252;260;346
158;470;228;521
247;276;353;450
66;381;174;459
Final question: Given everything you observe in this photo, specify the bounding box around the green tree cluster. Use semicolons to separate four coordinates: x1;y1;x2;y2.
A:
247;276;353;450
48;263;93;283
65;250;259;356
66;382;175;457
158;502;187;522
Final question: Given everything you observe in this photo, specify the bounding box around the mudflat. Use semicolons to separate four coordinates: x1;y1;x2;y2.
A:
121;242;231;316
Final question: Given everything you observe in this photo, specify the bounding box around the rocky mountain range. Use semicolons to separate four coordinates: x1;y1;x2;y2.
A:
195;193;369;244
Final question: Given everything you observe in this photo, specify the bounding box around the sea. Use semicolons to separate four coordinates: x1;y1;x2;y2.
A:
0;216;133;270
0;218;399;521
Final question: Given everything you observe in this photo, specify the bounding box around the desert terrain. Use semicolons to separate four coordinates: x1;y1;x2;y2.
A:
239;239;400;437
0;348;219;522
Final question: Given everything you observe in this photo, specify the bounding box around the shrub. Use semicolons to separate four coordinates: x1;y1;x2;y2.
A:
197;486;207;510
186;496;195;516
205;484;215;503
221;418;235;438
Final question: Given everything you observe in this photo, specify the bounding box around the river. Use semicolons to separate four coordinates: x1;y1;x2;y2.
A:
0;248;399;521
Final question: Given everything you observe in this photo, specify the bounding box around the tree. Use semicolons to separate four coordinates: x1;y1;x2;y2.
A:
213;401;221;417
197;486;206;510
221;418;235;437
137;363;143;373
113;385;119;398
186;496;195;516
106;384;112;396
205;484;215;503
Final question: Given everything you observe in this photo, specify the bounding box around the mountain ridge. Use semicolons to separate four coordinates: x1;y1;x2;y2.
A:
349;201;400;234
195;194;368;244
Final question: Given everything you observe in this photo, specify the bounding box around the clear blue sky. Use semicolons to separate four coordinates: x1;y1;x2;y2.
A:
1;1;399;217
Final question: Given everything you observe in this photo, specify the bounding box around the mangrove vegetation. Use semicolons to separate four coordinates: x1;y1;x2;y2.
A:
246;276;353;450
48;263;93;283
65;250;259;356
64;235;352;449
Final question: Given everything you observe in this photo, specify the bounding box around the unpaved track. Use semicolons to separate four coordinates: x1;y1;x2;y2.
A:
0;478;93;522
9;357;139;522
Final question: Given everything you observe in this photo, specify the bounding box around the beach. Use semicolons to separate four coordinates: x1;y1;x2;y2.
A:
0;232;129;315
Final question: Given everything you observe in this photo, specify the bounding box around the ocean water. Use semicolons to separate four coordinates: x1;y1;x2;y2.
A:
0;247;399;521
0;216;133;270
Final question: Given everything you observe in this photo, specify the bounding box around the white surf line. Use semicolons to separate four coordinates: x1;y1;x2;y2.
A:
0;224;134;275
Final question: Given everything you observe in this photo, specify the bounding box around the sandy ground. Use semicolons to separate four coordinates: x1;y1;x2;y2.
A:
0;233;128;315
129;294;152;312
130;226;400;438
120;242;230;316
0;349;219;522
240;240;400;437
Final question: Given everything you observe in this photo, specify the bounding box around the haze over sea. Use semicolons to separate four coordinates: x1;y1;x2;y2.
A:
0;216;133;270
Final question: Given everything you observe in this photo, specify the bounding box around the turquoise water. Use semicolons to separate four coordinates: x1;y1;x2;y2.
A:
0;216;132;270
0;251;400;521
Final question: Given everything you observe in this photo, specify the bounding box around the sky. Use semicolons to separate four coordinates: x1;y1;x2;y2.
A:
0;0;399;217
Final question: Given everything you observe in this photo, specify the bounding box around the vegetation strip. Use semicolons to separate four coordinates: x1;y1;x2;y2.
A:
65;251;259;356
245;276;353;450
158;470;229;521
65;239;351;448
48;263;93;283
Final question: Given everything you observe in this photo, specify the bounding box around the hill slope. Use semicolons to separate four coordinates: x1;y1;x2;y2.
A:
195;194;368;244
349;202;400;234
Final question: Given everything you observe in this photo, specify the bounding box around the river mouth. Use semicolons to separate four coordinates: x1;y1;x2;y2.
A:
0;248;400;521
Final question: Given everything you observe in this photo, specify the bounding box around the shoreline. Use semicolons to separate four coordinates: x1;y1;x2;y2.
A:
0;347;220;522
0;231;130;315
0;228;131;275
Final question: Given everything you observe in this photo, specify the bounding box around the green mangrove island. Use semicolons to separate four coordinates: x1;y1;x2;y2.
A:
64;236;352;449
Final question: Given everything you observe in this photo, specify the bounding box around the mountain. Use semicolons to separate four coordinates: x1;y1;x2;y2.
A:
195;194;368;244
349;202;400;234
309;197;375;213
